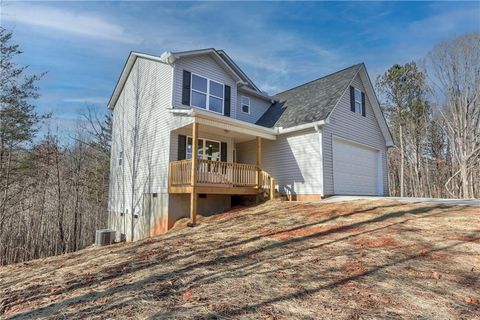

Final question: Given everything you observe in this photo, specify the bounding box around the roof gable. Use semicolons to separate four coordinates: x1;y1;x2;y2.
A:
108;51;170;109
167;48;244;84
354;65;394;147
256;64;393;146
108;48;266;109
256;64;362;128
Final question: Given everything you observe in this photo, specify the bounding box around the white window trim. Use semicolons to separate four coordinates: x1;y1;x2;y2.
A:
190;73;225;115
241;96;250;114
186;136;222;161
354;88;363;114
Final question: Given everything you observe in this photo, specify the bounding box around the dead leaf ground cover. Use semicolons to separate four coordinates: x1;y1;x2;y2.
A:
0;199;479;319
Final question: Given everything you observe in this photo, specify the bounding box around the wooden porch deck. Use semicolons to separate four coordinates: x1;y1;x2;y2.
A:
168;159;274;196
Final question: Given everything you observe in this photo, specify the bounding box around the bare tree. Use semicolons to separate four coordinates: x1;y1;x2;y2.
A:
428;33;480;198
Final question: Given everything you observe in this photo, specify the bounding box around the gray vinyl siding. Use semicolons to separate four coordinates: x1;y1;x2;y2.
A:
108;57;176;240
236;129;323;196
322;74;389;196
236;91;271;124
172;55;238;118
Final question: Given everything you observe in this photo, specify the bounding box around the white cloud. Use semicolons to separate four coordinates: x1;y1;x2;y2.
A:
64;97;107;104
408;7;479;35
2;3;138;44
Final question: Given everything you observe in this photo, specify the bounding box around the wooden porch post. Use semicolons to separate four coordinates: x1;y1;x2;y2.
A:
256;136;262;187
270;178;276;200
190;122;199;226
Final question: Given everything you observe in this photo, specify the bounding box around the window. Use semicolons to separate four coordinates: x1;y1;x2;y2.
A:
190;74;224;114
118;151;123;166
241;96;250;114
186;138;221;161
354;88;363;114
191;74;207;109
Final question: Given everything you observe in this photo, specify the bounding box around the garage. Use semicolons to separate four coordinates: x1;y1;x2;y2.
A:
332;137;382;195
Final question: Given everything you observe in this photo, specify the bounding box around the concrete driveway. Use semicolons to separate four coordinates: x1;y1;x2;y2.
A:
322;195;480;207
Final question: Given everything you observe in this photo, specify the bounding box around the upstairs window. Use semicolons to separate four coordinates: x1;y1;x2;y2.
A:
354;88;362;114
241;96;250;114
191;74;207;109
190;74;224;114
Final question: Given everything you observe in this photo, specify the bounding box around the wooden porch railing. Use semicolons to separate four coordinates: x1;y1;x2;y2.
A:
169;159;192;186
169;159;275;198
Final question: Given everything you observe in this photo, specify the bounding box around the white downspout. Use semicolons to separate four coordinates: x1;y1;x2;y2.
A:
314;124;324;197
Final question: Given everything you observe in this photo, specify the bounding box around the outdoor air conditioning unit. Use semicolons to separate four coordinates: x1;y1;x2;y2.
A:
95;229;116;247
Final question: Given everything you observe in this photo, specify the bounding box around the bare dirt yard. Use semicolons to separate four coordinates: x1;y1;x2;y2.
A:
1;199;479;319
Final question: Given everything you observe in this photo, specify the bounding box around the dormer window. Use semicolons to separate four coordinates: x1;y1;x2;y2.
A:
354;88;362;114
190;74;224;114
241;96;250;114
350;86;366;117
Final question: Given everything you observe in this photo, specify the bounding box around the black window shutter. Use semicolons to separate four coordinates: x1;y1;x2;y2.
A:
182;70;191;106
224;85;231;117
361;92;366;117
178;135;186;160
350;86;355;112
221;142;227;162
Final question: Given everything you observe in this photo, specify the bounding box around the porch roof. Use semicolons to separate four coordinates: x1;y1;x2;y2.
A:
170;108;277;141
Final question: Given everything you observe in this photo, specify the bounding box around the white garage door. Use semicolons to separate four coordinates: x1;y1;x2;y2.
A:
332;137;381;195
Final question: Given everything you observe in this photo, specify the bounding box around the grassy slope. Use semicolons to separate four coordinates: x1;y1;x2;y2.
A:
0;200;479;319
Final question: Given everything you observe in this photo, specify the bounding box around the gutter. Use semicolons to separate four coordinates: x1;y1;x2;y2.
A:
170;108;328;136
170;108;277;136
277;120;328;134
238;85;274;103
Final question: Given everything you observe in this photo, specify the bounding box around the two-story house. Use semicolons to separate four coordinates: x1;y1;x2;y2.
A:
107;48;394;241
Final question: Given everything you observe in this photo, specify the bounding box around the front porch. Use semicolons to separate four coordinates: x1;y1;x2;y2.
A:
169;158;274;196
168;112;277;224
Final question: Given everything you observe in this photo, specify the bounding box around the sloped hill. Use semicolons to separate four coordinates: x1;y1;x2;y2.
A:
1;200;479;319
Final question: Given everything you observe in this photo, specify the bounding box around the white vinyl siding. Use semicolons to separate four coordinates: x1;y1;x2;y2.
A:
236;128;323;196
172;55;237;117
323;74;388;196
108;57;185;240
235;91;271;123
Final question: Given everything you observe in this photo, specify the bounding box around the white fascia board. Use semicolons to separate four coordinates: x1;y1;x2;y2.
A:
171;108;330;138
325;64;395;148
216;50;262;93
170;108;277;140
277;120;328;135
167;49;243;83
357;65;395;147
238;86;274;102
108;52;171;109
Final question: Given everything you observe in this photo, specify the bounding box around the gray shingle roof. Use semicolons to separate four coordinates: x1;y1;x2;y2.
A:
256;64;362;128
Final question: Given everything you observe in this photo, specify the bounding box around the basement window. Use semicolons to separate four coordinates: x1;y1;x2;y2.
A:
118;151;123;166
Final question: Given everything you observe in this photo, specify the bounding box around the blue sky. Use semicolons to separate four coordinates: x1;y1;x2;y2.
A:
2;1;479;138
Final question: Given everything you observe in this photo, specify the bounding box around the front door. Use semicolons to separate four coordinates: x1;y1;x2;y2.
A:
205;140;220;161
187;138;221;160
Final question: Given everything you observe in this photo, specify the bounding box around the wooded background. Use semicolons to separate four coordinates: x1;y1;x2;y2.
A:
0;28;478;265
